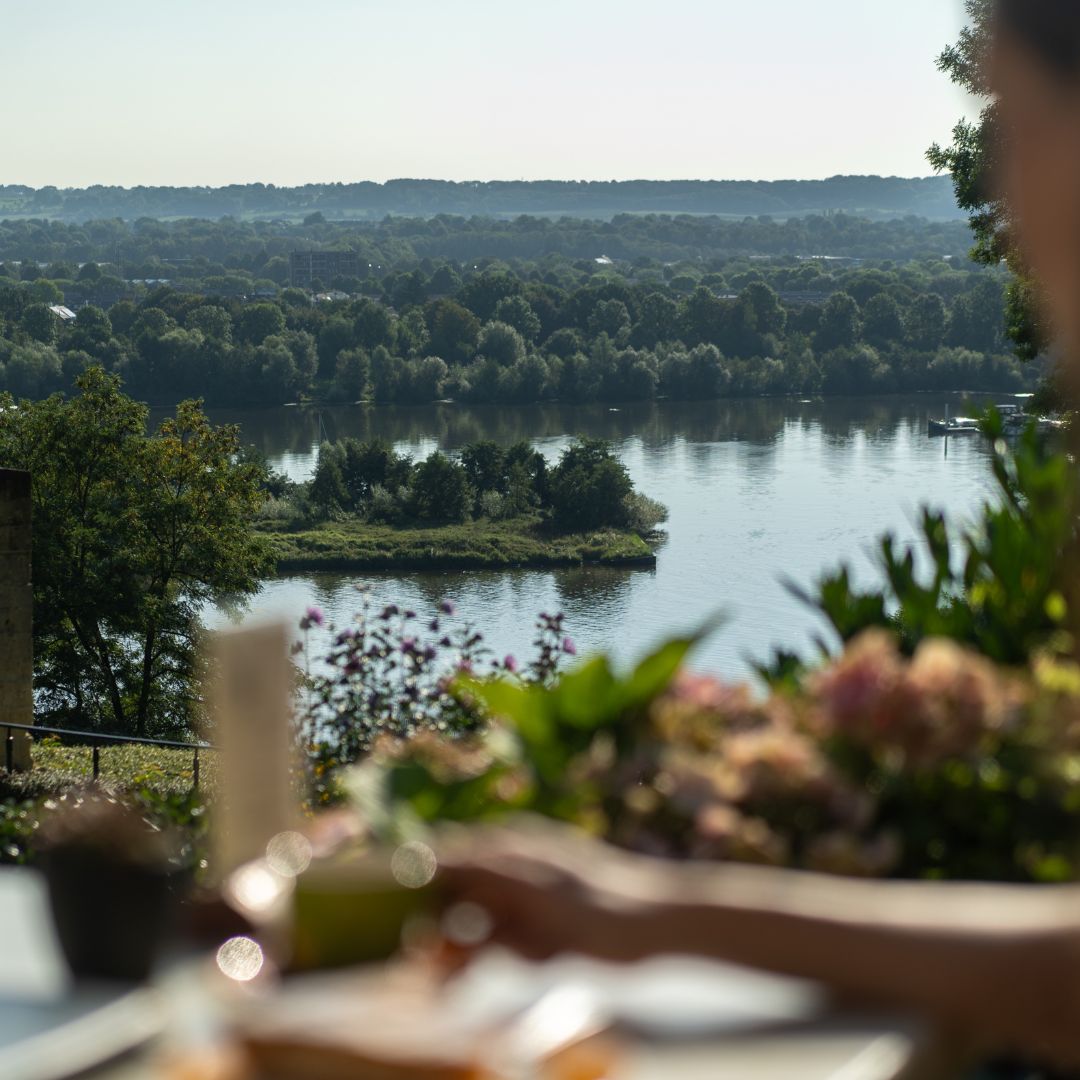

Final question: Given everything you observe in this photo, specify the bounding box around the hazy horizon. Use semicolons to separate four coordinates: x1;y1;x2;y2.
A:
4;173;950;192
2;1;977;189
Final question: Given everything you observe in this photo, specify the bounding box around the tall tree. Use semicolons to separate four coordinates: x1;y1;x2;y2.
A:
0;369;273;736
927;0;1043;359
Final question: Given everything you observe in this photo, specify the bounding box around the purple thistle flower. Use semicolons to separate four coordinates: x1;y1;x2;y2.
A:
422;645;437;662
404;609;417;620
562;637;577;656
429;618;440;632
400;637;417;654
504;654;518;673
439;600;457;615
380;604;400;620
300;606;325;631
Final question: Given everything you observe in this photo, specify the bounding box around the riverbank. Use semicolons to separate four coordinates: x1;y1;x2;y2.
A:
260;517;659;573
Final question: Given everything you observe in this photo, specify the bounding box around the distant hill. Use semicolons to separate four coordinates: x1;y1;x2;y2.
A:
0;176;961;224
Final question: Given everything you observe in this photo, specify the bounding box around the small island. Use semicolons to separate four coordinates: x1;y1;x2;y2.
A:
255;437;665;573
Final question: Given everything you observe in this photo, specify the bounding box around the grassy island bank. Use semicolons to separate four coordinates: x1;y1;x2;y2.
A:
254;435;667;574
260;517;658;573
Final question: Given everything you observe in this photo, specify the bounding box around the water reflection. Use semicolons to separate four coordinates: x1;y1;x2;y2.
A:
202;394;1003;681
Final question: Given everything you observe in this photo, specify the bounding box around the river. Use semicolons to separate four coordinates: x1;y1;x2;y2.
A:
200;395;1003;683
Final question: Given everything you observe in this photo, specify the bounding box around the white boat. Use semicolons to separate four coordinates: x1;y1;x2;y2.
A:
928;415;980;436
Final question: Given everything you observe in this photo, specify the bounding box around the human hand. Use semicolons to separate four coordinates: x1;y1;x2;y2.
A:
436;823;644;965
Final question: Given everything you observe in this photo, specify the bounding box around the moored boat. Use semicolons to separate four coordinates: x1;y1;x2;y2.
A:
928;415;980;436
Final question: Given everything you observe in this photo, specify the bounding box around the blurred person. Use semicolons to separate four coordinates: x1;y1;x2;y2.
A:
441;0;1080;1070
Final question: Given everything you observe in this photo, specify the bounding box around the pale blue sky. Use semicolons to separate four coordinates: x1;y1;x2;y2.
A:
0;0;975;187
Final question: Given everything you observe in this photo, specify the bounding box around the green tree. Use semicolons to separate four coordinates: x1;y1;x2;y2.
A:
72;304;113;350
588;299;632;345
310;441;351;514
458;269;523;322
927;0;1042;359
0;369;272;735
22;304;57;345
548;438;633;532
477;321;527;367
28;279;63;305
411;452;472;523
815;293;861;351
905;294;948;351
353;299;394;351
632;292;679;349
426;299;480;364
235;302;286;345
862;294;906;348
460;440;507;496
492;295;541;342
186;305;233;343
341;438;412;505
317;315;355;377
334;347;370;401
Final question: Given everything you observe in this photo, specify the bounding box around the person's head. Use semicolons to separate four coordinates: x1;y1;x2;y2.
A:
991;0;1080;357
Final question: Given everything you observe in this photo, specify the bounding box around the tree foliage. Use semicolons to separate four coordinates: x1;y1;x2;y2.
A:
927;0;1044;360
0;369;273;736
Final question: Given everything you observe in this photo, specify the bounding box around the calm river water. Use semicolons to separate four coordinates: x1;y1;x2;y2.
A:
201;395;1003;682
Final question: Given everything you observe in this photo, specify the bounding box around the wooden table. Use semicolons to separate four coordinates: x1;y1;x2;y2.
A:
0;869;922;1080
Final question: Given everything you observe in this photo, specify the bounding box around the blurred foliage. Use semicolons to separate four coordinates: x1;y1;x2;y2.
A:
353;618;1080;884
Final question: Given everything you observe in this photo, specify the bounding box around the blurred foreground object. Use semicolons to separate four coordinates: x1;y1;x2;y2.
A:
289;842;439;970
37;793;182;982
208;623;299;878
239;971;616;1080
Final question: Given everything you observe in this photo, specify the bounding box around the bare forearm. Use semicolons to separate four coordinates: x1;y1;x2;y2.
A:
586;859;1080;1061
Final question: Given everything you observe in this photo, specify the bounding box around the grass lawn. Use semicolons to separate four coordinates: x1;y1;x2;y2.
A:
0;740;212;866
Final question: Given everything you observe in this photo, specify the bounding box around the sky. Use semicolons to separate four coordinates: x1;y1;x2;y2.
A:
0;0;977;188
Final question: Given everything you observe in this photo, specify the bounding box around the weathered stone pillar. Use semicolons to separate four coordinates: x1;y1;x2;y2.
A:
0;469;33;771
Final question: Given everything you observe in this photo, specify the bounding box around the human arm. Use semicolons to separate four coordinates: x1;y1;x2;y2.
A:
439;828;1080;1066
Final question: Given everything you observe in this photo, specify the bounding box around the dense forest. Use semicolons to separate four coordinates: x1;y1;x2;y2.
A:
0;212;1031;407
0;176;962;223
0;213;974;272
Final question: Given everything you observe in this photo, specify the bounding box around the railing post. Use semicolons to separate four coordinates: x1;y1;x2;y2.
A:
92;743;100;780
193;747;200;789
5;734;11;773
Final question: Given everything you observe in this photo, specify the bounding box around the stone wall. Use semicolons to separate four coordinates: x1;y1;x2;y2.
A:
0;469;32;770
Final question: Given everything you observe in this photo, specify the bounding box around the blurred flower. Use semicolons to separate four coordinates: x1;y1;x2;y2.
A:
301;606;325;630
562;637;577;656
809;630;1016;767
810;629;904;742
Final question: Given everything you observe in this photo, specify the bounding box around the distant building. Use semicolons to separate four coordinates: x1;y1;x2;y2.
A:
289;250;360;288
47;305;77;322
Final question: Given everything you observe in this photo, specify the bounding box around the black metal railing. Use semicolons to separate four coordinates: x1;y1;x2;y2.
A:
1;722;216;788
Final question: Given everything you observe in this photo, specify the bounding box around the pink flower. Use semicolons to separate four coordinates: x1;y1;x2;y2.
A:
811;630;1018;767
810;630;904;742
